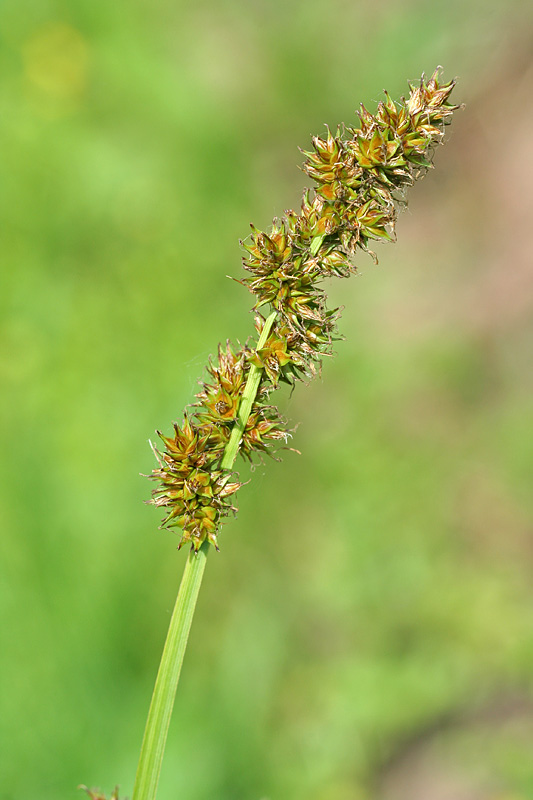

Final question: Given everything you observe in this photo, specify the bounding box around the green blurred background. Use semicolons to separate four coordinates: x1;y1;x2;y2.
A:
1;1;533;798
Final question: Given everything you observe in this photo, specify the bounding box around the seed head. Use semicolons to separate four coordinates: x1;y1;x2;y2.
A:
149;68;459;551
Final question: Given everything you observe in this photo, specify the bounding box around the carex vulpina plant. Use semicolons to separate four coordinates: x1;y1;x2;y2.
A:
84;68;459;800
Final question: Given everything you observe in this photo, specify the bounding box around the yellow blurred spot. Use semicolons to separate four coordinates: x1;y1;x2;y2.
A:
23;22;88;101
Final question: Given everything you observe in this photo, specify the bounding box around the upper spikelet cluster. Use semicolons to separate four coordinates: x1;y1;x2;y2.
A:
150;69;458;551
239;69;457;381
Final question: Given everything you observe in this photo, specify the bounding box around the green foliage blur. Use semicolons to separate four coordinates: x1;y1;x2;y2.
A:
1;1;533;798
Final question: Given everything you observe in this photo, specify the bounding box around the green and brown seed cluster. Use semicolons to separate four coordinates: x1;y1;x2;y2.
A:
240;69;457;380
150;69;458;551
150;345;287;550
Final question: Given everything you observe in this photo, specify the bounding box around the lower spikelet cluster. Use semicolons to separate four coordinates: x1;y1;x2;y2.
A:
150;68;459;551
149;345;287;551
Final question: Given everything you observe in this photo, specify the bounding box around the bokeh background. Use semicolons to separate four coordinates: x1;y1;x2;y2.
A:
1;1;533;798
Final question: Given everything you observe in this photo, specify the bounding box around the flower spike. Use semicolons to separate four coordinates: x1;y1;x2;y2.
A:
149;68;459;551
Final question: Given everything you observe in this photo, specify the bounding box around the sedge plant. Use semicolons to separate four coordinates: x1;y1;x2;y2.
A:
82;68;459;800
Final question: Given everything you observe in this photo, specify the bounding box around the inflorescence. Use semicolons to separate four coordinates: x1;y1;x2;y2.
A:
149;69;459;552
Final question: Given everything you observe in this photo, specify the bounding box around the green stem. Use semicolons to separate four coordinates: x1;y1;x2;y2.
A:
131;542;208;800
132;310;277;800
221;311;277;470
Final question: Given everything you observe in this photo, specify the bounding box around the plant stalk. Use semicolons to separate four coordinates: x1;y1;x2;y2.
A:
132;310;277;800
